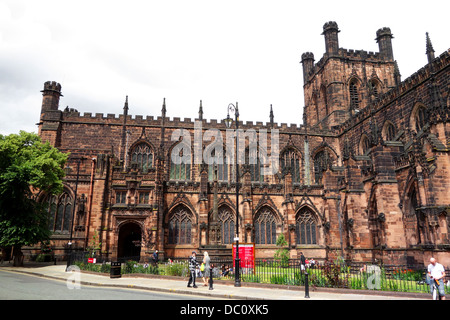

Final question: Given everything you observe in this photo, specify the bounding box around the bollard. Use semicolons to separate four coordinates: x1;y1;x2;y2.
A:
304;272;310;298
209;265;214;290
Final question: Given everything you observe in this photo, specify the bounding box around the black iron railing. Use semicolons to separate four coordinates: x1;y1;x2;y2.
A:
67;252;449;294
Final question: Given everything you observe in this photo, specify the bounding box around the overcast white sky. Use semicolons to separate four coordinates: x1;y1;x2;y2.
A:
0;0;448;136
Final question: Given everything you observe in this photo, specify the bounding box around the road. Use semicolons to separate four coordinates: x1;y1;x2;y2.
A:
0;269;213;300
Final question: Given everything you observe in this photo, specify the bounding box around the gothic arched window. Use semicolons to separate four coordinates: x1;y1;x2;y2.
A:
254;208;277;244
349;79;360;109
405;188;426;245
218;206;235;244
368;79;380;97
383;122;396;141
45;192;73;233
168;206;193;244
360;135;371;155
281;148;301;183
415;106;427;132
131;143;153;172
169;146;191;181
296;208;317;245
245;147;263;183
208;149;228;182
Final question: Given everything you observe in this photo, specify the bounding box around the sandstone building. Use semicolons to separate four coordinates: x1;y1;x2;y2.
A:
34;22;450;266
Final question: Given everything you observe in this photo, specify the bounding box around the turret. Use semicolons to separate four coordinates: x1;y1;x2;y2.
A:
322;21;340;55
376;27;394;61
301;52;315;84
38;81;63;146
40;81;62;115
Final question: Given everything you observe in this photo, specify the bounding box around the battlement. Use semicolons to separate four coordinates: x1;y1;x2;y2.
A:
41;81;62;94
322;21;339;34
336;48;450;135
61;107;307;133
340;48;382;60
304;47;390;83
301;52;314;62
376;27;393;41
302;22;396;85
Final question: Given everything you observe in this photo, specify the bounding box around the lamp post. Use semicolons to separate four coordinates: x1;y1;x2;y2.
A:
65;157;84;271
225;102;241;287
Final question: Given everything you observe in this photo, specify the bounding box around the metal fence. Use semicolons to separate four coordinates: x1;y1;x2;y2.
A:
68;252;449;294
201;258;450;294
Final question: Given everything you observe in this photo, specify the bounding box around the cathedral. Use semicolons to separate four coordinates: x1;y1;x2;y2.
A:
33;21;450;266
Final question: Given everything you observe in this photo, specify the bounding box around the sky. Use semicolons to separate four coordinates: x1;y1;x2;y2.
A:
0;0;448;136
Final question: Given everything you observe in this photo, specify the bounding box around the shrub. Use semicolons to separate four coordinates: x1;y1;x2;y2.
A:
100;263;110;273
121;260;159;275
321;261;348;288
392;268;423;281
165;261;188;277
274;234;289;267
123;260;137;274
36;253;53;262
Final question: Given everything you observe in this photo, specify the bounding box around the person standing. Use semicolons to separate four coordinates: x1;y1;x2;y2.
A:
202;251;211;286
300;252;306;271
428;257;446;300
151;250;159;267
187;251;199;288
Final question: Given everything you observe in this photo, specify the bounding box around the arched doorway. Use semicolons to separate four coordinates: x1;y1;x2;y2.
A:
118;222;142;262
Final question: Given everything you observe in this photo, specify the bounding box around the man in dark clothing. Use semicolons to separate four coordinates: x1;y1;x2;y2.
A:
151;250;158;267
187;251;199;288
300;252;306;271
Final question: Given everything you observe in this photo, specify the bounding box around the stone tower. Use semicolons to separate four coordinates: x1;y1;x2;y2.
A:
40;81;62;116
38;81;63;146
322;21;340;56
301;22;399;129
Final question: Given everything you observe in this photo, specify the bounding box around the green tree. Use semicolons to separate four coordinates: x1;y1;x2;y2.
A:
274;233;290;267
0;131;67;266
87;230;101;257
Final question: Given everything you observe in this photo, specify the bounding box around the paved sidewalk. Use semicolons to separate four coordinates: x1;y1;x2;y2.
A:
0;263;428;300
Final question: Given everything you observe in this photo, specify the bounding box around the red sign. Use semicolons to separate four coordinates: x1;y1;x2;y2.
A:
232;243;255;272
88;258;96;264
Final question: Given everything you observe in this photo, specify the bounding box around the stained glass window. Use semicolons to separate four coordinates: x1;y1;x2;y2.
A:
296;208;317;245
168;206;193;244
281;149;301;183
170;147;191;181
218;206;235;244
45;192;73;233
254;208;277;244
131;143;153;172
